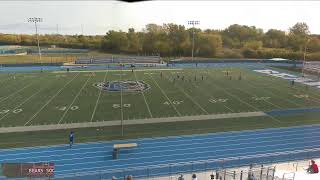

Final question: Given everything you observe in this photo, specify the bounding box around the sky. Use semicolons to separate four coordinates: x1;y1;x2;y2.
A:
0;1;319;35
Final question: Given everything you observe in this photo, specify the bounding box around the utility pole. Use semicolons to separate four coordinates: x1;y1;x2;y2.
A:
301;38;310;79
56;24;59;35
187;20;200;61
81;24;84;35
28;17;43;65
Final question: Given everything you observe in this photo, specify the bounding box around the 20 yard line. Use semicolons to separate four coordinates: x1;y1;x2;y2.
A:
0;87;44;122
133;71;153;118
58;75;92;124
90;71;108;122
24;73;80;126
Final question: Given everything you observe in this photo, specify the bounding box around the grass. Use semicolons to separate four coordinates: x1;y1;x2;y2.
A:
0;67;320;148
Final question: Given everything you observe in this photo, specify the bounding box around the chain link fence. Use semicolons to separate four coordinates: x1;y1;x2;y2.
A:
48;147;320;180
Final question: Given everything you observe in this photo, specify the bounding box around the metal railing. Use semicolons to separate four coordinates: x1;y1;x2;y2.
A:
51;147;320;180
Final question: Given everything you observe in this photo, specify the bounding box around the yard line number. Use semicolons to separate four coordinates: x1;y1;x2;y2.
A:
209;98;228;103
163;100;183;105
294;94;309;98
252;97;271;101
56;106;79;111
0;109;23;114
113;104;131;108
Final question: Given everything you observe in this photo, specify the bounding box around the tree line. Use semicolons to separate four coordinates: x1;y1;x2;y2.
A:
0;22;320;60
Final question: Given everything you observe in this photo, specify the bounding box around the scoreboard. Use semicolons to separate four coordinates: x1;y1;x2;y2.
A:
1;162;54;178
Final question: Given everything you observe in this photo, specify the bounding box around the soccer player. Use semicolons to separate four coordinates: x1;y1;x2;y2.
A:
291;80;295;87
69;131;74;148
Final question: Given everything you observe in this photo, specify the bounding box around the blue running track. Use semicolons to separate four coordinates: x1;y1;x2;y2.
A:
1;125;320;180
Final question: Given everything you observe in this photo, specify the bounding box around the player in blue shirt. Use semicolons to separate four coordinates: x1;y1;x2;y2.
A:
69;131;74;148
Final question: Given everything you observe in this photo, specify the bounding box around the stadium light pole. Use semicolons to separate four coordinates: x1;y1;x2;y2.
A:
301;38;310;79
28;17;43;65
187;20;200;61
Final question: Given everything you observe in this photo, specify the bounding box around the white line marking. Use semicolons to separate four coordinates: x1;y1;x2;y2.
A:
0;81;34;103
2;130;317;162
149;74;181;116
0;88;43;122
133;71;153;118
206;69;281;123
245;82;303;108
58;75;92;124
168;76;209;115
120;70;124;123
24;73;80;126
90;71;108;122
0;111;266;133
1;123;319;153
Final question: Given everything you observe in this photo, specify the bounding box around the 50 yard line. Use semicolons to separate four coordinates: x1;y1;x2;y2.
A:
133;71;153;118
90;71;108;122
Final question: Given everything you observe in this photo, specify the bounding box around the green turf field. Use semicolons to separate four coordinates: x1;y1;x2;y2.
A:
0;67;320;148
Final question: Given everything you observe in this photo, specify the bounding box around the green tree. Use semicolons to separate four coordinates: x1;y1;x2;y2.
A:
263;29;287;48
288;22;310;51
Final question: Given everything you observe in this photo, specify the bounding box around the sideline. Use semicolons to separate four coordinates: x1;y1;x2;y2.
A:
0;111;266;133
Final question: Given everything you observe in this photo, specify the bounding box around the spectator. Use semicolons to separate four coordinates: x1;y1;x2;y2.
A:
178;174;184;180
112;176;117;180
192;174;197;180
307;160;319;174
126;175;133;180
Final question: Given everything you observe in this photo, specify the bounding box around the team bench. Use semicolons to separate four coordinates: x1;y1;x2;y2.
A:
113;143;138;159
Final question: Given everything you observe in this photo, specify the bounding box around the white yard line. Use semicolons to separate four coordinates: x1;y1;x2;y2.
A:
0;76;12;84
133;71;153;118
206;70;281;123
0;81;34;103
169;78;209;115
90;71;108;122
149;74;182;117
233;86;283;109
245;82;303;108
0;88;43;122
120;70;124;123
24;73;80;126
58;75;92;124
0;111;267;133
195;81;235;113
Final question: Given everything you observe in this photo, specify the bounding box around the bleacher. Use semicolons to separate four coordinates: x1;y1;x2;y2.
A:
75;56;162;64
304;61;320;74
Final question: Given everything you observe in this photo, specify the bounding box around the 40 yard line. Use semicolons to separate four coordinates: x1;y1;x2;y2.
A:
58;75;92;124
149;74;181;117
